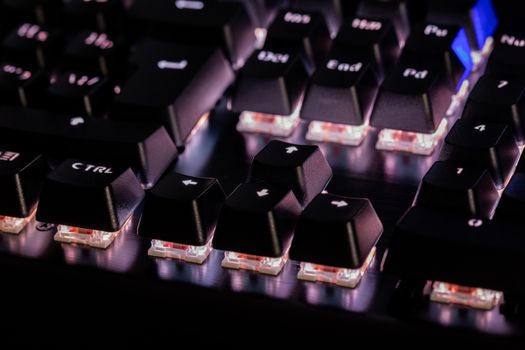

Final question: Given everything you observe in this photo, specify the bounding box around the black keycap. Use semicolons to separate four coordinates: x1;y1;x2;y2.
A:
62;0;123;31
370;59;451;133
0;150;47;219
462;74;525;141
495;172;525;223
289;193;383;269
426;0;499;50
129;0;255;66
47;71;113;117
334;17;400;78
301;50;378;126
221;0;283;28
402;22;472;90
0;106;177;186
441;119;520;187
357;0;411;43
0;62;48;107
2;22;60;68
111;40;234;147
2;0;61;25
248;140;332;206
486;29;525;77
384;206;525;294
138;173;225;246
213;182;302;258
291;0;344;35
36;159;144;232
415;161;498;218
265;8;331;70
232;48;308;116
63;30;126;76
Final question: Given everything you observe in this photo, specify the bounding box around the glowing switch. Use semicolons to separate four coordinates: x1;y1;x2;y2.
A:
36;159;144;248
289;193;383;288
138;173;225;264
0;150;48;234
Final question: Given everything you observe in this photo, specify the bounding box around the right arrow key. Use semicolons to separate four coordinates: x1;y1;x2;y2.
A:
289;193;383;288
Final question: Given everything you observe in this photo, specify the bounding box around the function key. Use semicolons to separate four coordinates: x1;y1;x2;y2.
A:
414;161;498;218
36;159;145;248
462;74;525;141
2;23;61;68
486;29;525;77
233;48;308;137
426;0;498;50
441;119;520;187
402;22;473;90
111;40;234;147
0;62;48;107
213;182;301;275
62;0;124;31
63;31;126;76
334;17;400;79
46;71;114;117
370;59;452;155
289;193;383;288
0;150;48;233
138;173;225;264
291;0;344;35
301;51;378;145
265;8;331;70
248;140;332;206
129;0;256;67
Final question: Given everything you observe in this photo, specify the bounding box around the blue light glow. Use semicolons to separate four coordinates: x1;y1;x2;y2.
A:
471;0;498;49
452;28;473;90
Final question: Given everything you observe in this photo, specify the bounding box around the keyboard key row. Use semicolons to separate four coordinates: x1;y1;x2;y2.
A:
0;139;383;288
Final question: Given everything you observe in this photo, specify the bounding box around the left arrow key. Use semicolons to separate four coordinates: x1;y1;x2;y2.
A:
138;173;225;263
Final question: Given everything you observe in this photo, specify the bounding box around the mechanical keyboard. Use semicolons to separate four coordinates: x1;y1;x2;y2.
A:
0;0;524;345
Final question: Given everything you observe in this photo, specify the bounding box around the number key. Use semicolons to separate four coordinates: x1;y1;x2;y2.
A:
441;119;520;187
462;74;525;141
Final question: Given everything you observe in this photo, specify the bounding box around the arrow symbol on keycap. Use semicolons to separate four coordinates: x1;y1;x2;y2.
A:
70;117;85;126
157;60;188;70
286;146;298;154
257;189;269;197
331;200;348;208
182;179;198;186
474;124;486;132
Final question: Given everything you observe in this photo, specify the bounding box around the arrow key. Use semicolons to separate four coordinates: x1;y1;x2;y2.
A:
213;182;302;275
248;140;332;206
138;172;225;264
289;193;383;288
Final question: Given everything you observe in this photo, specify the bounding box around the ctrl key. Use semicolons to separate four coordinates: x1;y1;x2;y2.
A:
289;194;383;288
36;159;145;248
0;150;48;234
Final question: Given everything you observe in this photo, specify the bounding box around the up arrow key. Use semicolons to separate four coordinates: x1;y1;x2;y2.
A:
257;189;269;197
286;146;299;154
182;179;198;186
331;200;348;208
